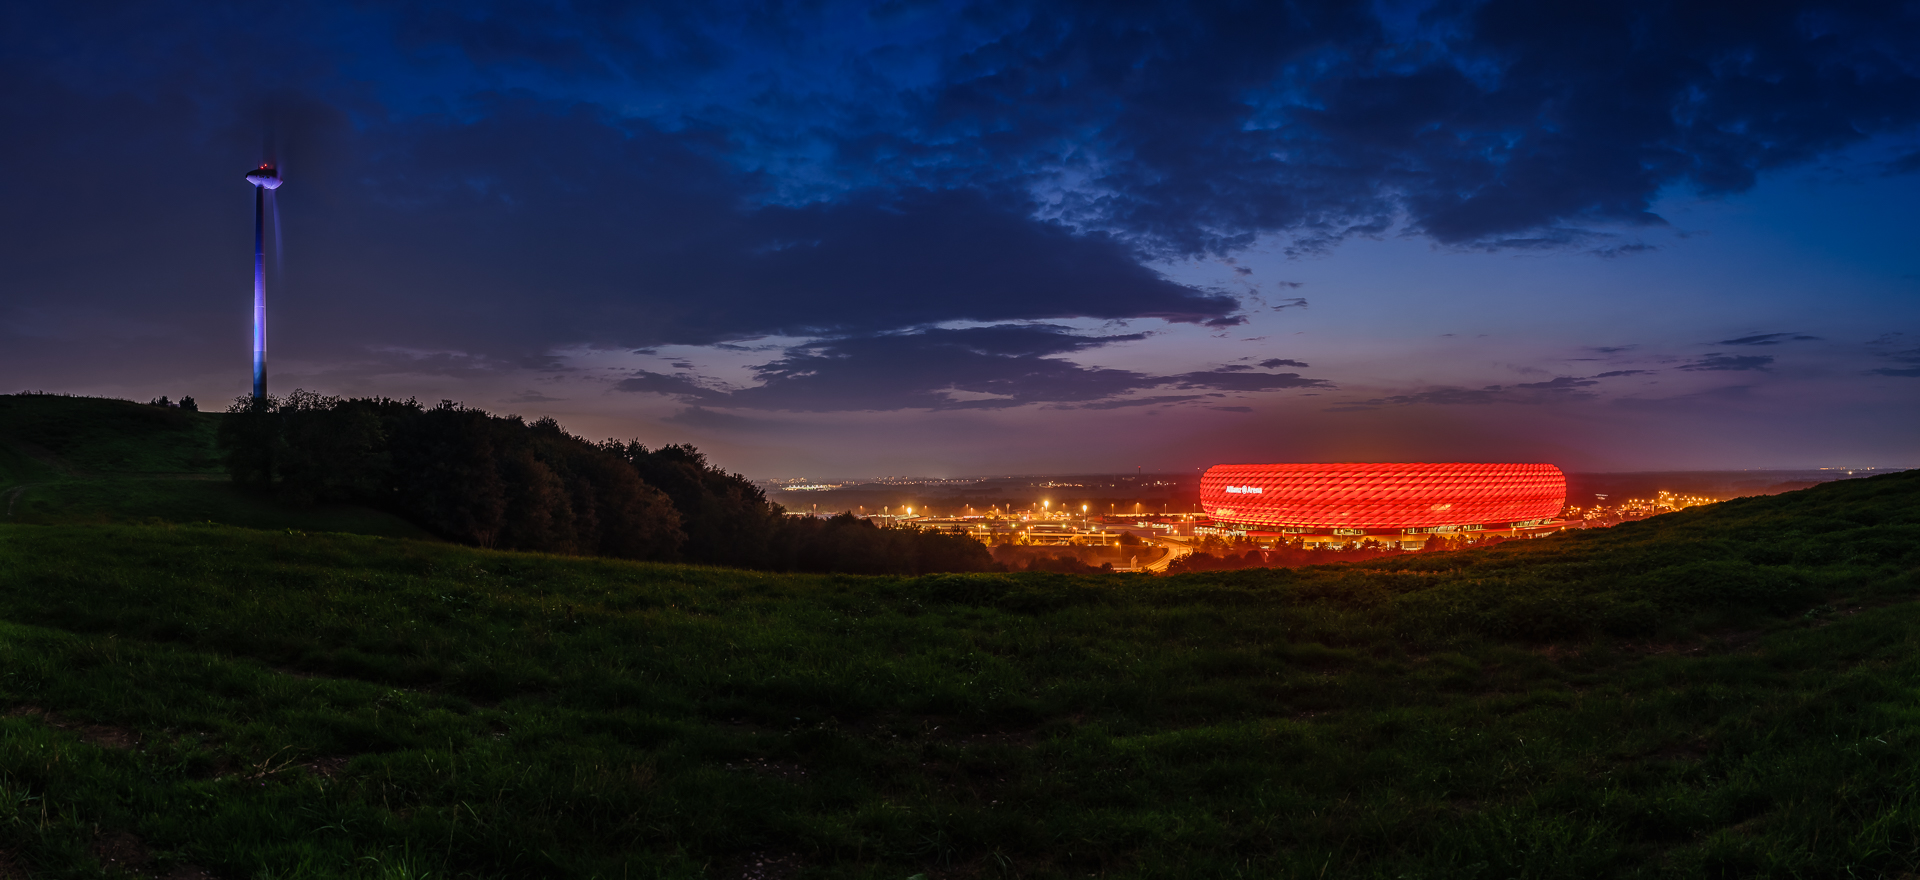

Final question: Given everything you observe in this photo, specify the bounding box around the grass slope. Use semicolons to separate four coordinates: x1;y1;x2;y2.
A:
0;394;221;476
0;471;1913;877
0;395;429;539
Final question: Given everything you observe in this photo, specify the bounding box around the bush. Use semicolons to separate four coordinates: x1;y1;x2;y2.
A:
221;394;683;559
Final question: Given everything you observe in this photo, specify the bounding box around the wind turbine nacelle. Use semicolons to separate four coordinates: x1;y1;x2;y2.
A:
244;165;282;189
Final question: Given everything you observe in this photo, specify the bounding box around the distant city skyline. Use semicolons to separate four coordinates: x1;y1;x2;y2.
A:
2;1;1917;477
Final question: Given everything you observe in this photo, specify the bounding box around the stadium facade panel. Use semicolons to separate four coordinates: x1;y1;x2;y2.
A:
1199;463;1567;530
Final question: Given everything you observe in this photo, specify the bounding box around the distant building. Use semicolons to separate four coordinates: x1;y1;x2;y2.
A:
1198;462;1569;550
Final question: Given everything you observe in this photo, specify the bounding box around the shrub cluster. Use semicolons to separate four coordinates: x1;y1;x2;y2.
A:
217;392;992;574
146;395;198;411
1168;533;1516;573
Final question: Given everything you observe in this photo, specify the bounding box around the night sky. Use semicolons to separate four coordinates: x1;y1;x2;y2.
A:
4;1;1918;477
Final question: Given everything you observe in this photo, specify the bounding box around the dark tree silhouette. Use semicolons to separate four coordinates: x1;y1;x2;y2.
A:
217;393;986;574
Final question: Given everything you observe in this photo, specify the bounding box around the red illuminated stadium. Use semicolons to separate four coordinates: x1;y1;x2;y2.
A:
1199;463;1567;532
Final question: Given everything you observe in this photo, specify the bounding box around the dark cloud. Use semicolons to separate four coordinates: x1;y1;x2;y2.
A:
1515;377;1600;391
613;324;1327;411
8;1;1918;287
1587;345;1639;354
1592;370;1653;378
626;325;1155;411
518;354;574;372
1271;298;1310;311
1073;395;1209;411
1680;354;1774;372
1164;369;1330;392
1716;333;1820;346
382;111;1236;345
1258;358;1310;368
1868;346;1920;377
1209;406;1254;413
1331;374;1606;410
896;1;1920;252
0;75;1238;370
612;371;718;397
1594;243;1658;258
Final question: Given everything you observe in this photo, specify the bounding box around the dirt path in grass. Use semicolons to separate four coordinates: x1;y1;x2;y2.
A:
2;439;75;519
6;438;80;478
3;483;45;518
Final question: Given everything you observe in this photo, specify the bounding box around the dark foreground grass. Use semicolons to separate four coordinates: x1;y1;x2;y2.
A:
0;471;1914;877
0;395;222;477
5;477;431;539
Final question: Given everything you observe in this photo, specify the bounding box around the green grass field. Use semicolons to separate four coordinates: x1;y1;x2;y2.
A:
0;395;428;539
0;462;1912;876
0;394;226;478
3;395;1920;877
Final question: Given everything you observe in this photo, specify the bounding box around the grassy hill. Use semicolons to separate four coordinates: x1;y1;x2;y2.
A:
0;462;1913;876
0;394;429;538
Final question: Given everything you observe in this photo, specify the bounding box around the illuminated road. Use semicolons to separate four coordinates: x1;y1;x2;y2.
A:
1139;536;1192;574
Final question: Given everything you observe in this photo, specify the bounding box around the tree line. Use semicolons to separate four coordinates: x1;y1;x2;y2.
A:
218;392;992;574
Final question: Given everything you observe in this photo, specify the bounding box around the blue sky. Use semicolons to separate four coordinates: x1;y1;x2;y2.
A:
2;0;1916;476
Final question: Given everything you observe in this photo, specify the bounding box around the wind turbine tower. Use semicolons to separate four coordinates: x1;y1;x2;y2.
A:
243;164;282;402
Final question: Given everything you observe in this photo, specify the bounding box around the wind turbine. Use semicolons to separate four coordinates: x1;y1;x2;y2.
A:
243;164;282;402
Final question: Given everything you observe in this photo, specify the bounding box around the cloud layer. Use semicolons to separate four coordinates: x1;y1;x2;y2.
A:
8;2;1919;345
1;0;1915;445
615;325;1326;411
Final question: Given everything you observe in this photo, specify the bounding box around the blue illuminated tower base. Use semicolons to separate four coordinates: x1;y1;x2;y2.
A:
243;165;281;403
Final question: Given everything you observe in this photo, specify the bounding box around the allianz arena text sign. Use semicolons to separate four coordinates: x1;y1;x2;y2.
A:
1198;462;1566;530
